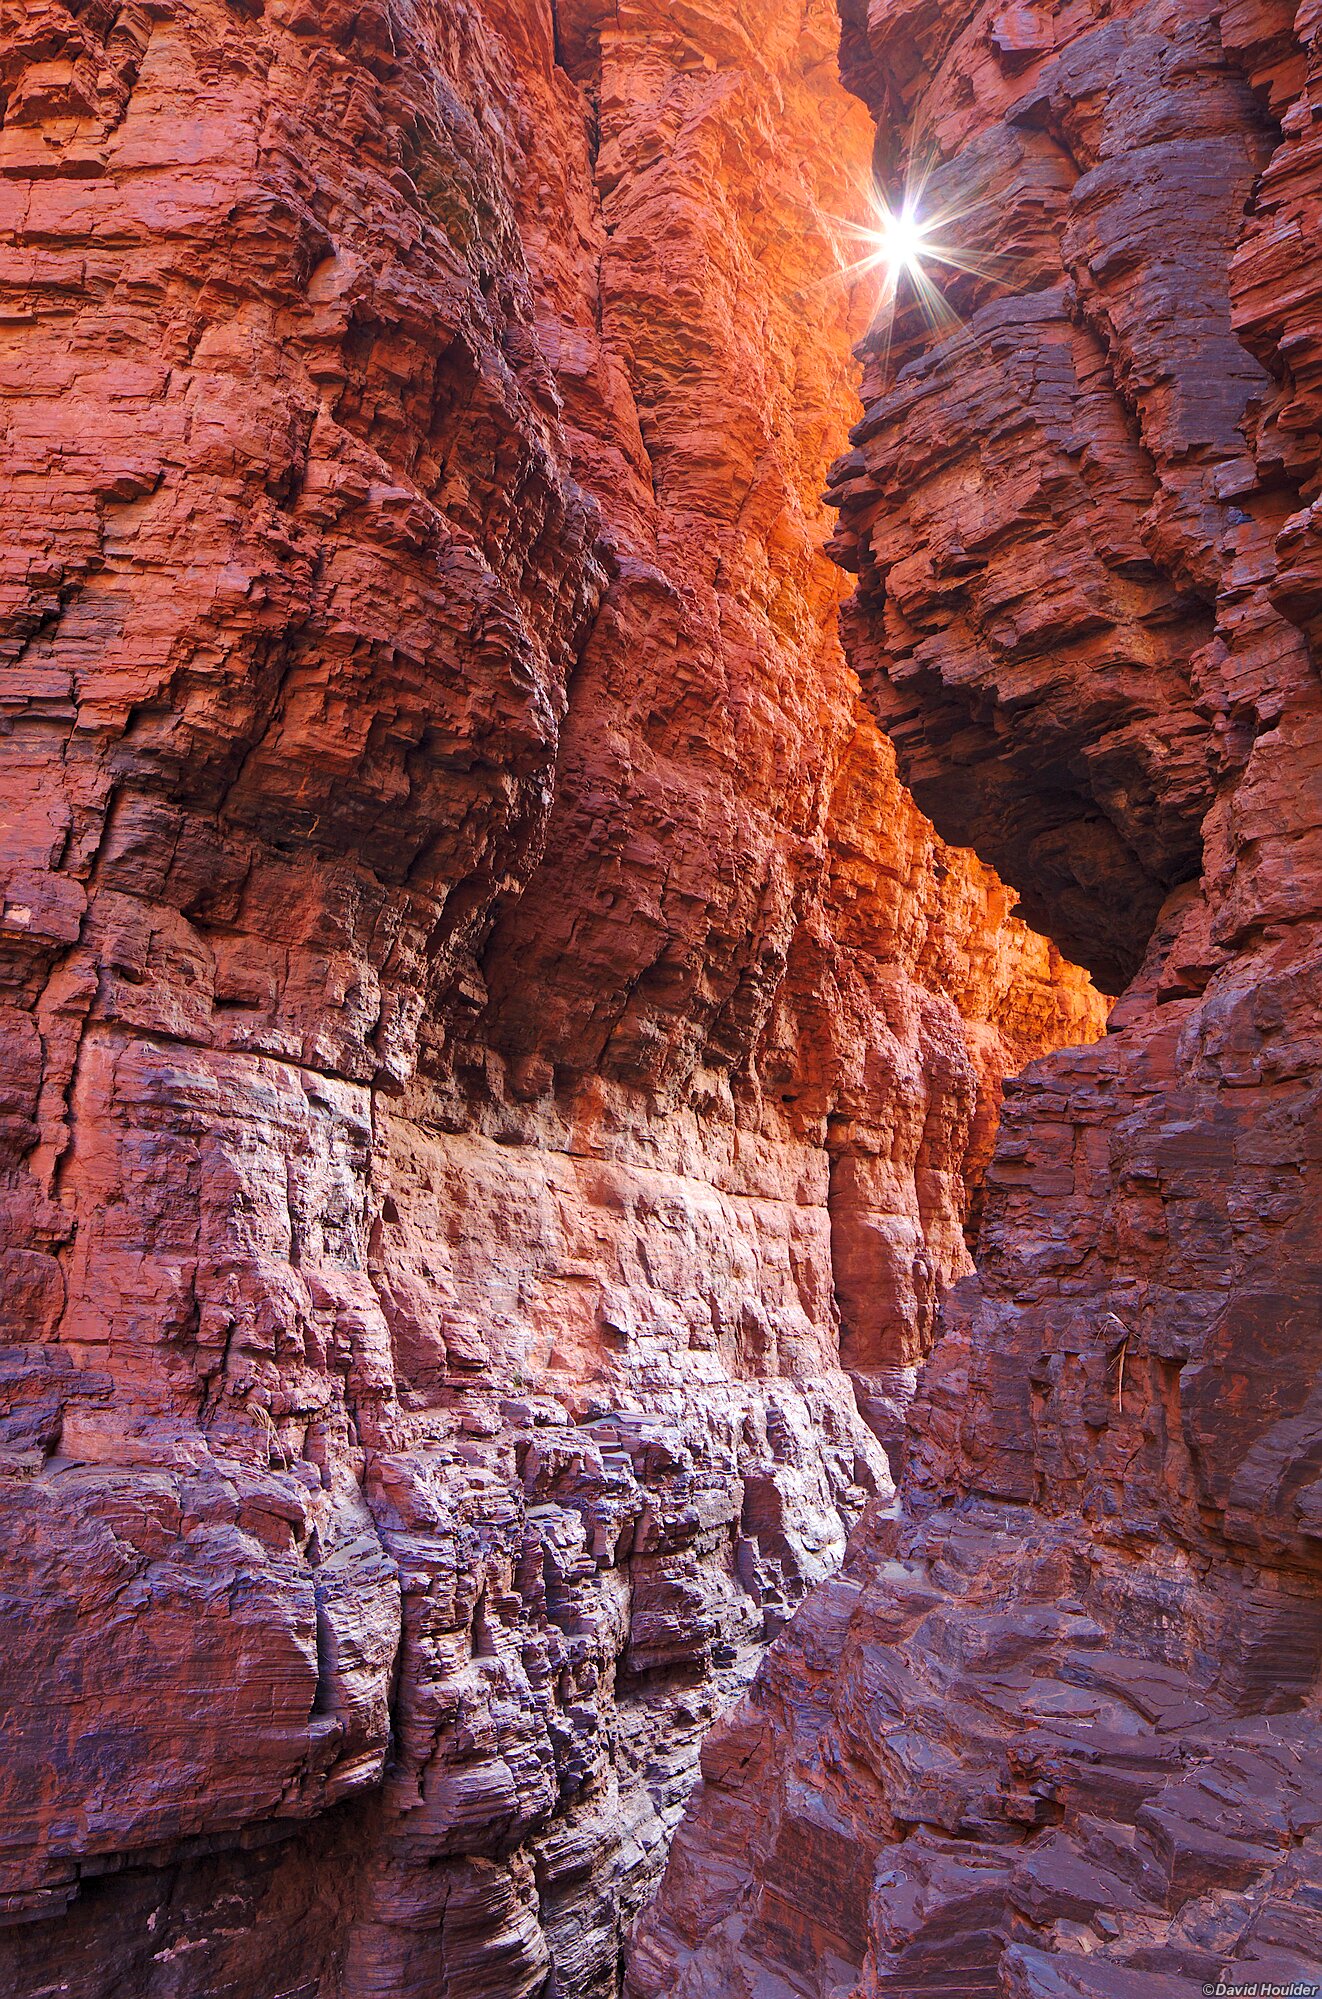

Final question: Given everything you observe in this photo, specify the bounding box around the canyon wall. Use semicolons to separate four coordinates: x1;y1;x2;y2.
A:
631;0;1322;1994
0;2;1101;1993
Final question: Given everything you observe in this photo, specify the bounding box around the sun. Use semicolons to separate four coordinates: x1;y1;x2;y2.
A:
873;202;930;283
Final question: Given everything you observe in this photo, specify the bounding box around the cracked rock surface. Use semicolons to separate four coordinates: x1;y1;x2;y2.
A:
0;1;1101;1992
630;0;1322;1994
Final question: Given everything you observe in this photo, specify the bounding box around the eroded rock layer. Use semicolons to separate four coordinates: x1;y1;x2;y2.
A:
630;1;1322;1995
0;2;1101;1993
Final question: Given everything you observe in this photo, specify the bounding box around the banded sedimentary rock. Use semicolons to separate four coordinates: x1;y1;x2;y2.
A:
631;1;1322;1995
0;1;1099;1992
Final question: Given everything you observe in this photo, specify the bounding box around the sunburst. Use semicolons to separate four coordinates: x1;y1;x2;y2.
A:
812;145;1012;383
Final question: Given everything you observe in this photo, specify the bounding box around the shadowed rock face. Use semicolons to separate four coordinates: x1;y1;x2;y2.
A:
629;2;1322;1996
0;1;1101;1993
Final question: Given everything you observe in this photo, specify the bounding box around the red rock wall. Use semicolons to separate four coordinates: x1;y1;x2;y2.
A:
631;2;1322;1995
0;1;1100;1993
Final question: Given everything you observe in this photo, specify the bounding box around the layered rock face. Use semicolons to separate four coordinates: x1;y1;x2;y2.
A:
0;2;1101;1993
631;1;1322;1995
